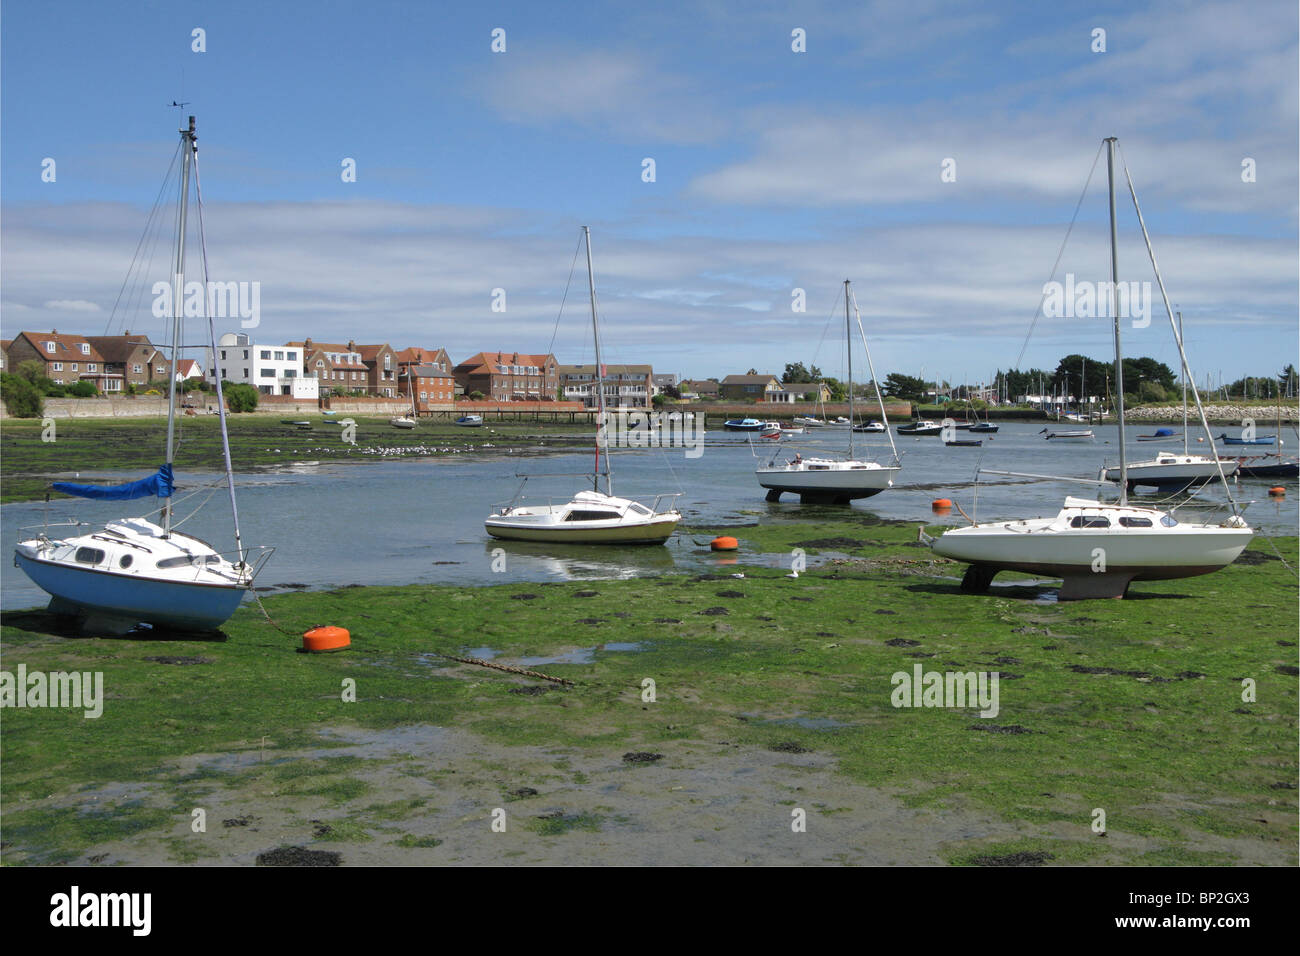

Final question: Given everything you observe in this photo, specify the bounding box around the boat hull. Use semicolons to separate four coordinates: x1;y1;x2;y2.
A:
484;515;679;543
757;464;899;503
14;553;249;631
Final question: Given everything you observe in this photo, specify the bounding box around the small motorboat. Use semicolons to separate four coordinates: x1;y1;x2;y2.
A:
1217;433;1276;446
793;416;826;427
969;422;999;433
724;418;766;431
455;415;484;427
1234;454;1299;479
853;421;886;433
828;416;850;426
945;439;983;447
897;419;943;436
1137;427;1178;441
779;425;805;435
1040;427;1094;441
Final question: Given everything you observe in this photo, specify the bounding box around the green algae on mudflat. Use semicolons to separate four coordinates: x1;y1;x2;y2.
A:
0;522;1295;864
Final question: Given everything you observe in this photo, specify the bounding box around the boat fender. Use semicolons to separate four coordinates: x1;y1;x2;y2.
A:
304;625;351;653
710;536;739;551
1268;486;1285;497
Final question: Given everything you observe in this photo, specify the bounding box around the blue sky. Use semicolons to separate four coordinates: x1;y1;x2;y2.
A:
3;0;1296;386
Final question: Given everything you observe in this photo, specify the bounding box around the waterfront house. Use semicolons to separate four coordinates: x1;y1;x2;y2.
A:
454;351;558;401
356;343;400;397
719;372;783;402
290;338;369;395
214;333;318;398
679;379;720;400
85;334;163;388
6;330;120;392
558;363;653;408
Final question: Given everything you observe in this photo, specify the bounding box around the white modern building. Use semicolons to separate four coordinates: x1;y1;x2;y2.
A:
209;333;318;399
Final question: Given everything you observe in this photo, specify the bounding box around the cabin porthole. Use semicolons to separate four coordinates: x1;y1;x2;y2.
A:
119;554;134;568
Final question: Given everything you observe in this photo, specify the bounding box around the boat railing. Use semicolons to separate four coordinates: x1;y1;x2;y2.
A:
491;492;683;517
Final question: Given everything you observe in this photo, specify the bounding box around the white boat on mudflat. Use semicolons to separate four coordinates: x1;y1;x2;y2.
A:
13;116;272;632
923;137;1252;600
925;496;1250;600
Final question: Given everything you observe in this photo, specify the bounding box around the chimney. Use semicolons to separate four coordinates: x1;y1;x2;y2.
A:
347;340;356;353
305;338;313;351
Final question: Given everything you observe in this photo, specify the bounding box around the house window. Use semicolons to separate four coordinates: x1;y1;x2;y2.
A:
88;363;96;372
133;364;142;374
260;350;271;359
274;350;284;360
242;350;249;359
287;351;297;361
260;369;275;377
80;343;90;354
220;350;227;360
316;359;324;368
46;342;56;352
53;362;63;371
71;363;78;371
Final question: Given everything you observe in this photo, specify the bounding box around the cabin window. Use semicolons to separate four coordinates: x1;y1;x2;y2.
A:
1160;515;1178;528
157;556;195;569
565;510;618;522
629;503;652;516
1119;517;1153;528
119;555;134;568
1069;515;1110;528
74;547;105;564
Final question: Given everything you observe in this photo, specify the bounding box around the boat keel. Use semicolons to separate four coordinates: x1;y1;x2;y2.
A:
1057;572;1136;601
765;489;783;502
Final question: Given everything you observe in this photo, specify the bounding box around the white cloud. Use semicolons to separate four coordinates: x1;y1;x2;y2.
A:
43;299;101;312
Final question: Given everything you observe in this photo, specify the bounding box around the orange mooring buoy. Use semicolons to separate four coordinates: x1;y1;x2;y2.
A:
303;626;351;653
710;536;739;551
1268;486;1286;497
932;498;953;510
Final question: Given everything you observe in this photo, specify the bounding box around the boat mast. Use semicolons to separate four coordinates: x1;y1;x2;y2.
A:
1178;311;1188;454
190;119;248;570
163;116;195;536
845;279;853;458
584;226;611;495
1105;136;1128;504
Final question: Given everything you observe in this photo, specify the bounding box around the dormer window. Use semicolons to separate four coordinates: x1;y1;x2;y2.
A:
46;342;55;352
80;343;90;354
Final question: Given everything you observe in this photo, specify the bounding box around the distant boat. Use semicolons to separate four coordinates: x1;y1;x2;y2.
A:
724;418;765;431
389;416;417;429
853;420;885;433
1040;427;1094;441
1101;451;1239;493
1217;433;1275;446
969;422;999;434
779;425;805;435
1137;427;1178;441
756;280;901;503
484;227;681;544
1233;454;1299;479
455;414;483;427
897;420;943;436
793;416;825;427
945;439;983;447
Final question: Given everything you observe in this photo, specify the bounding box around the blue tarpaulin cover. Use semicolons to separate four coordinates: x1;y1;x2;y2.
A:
53;463;174;501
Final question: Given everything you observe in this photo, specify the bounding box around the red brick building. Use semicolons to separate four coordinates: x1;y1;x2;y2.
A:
453;351;558;401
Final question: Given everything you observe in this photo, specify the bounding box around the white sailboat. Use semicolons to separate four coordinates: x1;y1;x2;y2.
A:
485;227;682;544
757;280;901;503
924;137;1251;600
14;117;273;631
1100;311;1237;491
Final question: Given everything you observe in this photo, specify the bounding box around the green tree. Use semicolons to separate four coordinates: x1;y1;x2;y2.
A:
1;372;44;417
222;382;259;412
782;362;823;384
882;373;926;400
